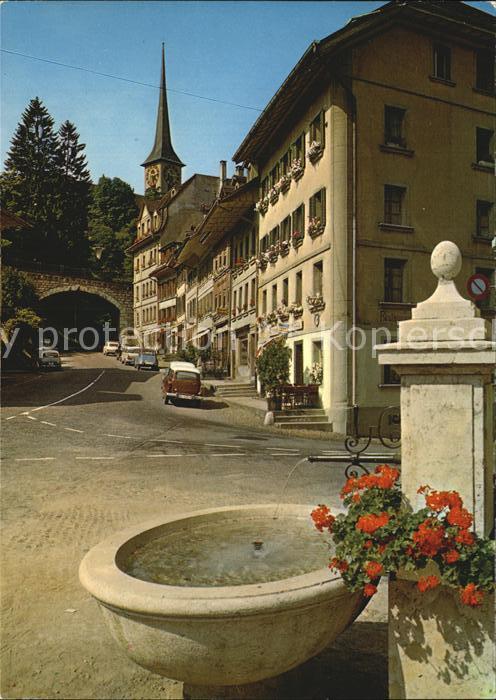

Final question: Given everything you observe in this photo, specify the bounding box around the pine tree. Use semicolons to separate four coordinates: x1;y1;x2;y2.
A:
0;97;61;261
56;120;92;263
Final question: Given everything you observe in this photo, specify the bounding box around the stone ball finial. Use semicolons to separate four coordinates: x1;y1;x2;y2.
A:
430;241;462;281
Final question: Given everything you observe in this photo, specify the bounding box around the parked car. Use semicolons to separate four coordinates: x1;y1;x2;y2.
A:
103;340;120;356
162;361;202;405
121;345;140;365
38;348;62;370
134;351;159;371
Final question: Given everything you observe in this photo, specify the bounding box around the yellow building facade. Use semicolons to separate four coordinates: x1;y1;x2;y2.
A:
235;1;495;432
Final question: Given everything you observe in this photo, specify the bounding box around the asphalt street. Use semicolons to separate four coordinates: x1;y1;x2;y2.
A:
1;353;387;699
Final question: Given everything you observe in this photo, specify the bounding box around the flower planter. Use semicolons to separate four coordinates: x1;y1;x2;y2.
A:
308;142;324;164
309;224;325;238
292;237;304;249
278;177;291;194
269;188;279;205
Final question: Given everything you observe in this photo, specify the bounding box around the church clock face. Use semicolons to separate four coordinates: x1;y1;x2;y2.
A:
146;166;159;188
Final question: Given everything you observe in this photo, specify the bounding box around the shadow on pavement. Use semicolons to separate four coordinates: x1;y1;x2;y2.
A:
1;365;158;409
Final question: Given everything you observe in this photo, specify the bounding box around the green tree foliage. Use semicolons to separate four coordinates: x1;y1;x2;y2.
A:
56;120;92;262
0;98;61;261
255;337;292;391
1;100;93;265
177;342;199;364
88;176;138;280
1;267;39;321
2;308;42;369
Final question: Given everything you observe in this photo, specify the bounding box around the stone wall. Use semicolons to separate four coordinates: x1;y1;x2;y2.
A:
23;270;133;330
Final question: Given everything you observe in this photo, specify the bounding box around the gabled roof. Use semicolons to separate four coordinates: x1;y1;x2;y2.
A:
142;45;185;168
233;1;495;164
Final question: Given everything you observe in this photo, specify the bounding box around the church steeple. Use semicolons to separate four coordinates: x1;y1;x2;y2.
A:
142;45;184;194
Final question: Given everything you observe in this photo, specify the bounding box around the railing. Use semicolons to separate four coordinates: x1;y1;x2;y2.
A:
272;384;320;409
308;404;401;479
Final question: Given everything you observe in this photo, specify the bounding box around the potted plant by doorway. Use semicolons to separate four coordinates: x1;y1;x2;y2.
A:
255;336;292;412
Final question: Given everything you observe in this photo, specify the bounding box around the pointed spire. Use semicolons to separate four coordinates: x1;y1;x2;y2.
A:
141;44;184;167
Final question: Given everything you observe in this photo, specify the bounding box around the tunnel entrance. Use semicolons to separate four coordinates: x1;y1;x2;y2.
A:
39;291;120;351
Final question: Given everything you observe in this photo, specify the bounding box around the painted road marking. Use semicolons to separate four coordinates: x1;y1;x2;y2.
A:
270;453;301;456
147;453;246;458
30;370;105;413
105;434;135;439
270;447;300;451
26;415;37;421
15;457;55;462
204;443;242;448
6;416;17;420
64;427;84;433
154;439;185;444
41;421;57;427
75;456;115;461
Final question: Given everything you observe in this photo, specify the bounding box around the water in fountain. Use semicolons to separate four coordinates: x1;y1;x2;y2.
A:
120;514;333;587
273;457;310;519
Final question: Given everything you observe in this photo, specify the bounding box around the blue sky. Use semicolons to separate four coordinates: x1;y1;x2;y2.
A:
2;1;494;193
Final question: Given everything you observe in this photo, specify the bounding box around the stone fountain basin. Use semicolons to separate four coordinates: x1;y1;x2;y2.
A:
79;504;367;686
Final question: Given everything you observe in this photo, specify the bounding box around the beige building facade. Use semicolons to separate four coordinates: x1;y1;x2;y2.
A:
234;1;495;432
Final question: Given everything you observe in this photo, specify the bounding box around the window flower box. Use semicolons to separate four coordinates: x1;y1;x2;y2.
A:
289;303;304;318
267;245;279;263
276;174;291;193
279;240;290;257
235;258;246;268
256;315;266;327
255;196;269;215
249;299;256;308
292;230;304;248
290;158;304;180
256;254;268;270
308;217;325;238
307;293;326;312
269;187;279;205
266;311;278;325
308;140;324;163
276;305;290;322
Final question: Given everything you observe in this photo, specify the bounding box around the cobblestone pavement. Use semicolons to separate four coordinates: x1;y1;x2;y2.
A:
1;352;387;699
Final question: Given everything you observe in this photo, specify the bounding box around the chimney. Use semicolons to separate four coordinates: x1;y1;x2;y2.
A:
219;160;227;195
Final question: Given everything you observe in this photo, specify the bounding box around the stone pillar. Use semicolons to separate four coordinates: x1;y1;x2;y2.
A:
376;241;495;699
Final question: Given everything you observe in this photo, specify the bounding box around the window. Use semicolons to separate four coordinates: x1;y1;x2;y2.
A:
261;235;269;252
281;215;291;242
383;365;401;386
250;229;257;256
310;110;325;146
313;261;323;296
312;340;322;366
295;271;303;304
280;150;291;175
270;163;279;188
292;133;305;164
476;200;493;239
262;289;267;314
475;50;494;92
292;204;305;237
272;284;277;311
309;188;326;225
384;259;406;303
384;106;406;147
476;128;494;164
261;177;269;197
233;290;237;314
269;226;280;246
433;44;451;81
282;278;289;305
384;185;406;226
250;278;256;307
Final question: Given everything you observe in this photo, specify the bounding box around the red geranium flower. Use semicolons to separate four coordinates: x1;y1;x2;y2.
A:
426;490;463;512
363;583;377;597
459;583;484;607
365;561;383;579
447;507;473;530
455;529;475;546
311;505;335;532
364;540;373;549
412;519;446;557
443;549;460;564
356;512;390;534
417;575;440;592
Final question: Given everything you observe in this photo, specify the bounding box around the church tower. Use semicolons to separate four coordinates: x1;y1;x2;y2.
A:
141;45;184;195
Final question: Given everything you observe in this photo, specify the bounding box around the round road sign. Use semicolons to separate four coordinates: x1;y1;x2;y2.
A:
467;273;491;301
